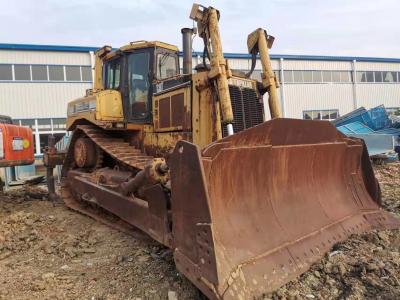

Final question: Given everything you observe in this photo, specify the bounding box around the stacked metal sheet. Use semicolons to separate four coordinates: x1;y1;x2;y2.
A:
333;105;400;159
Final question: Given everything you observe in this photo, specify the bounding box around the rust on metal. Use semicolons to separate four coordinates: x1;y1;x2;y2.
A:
168;118;400;300
171;93;185;127
158;97;171;129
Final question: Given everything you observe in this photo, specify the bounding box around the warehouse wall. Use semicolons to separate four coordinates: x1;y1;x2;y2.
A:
357;84;400;109
0;50;93;119
0;50;91;65
283;59;352;71
0;82;91;118
283;84;354;118
0;47;399;155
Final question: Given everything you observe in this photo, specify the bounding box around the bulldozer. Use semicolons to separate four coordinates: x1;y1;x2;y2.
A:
44;4;400;299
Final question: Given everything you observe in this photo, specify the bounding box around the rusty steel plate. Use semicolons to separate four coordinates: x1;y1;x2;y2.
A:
169;118;400;300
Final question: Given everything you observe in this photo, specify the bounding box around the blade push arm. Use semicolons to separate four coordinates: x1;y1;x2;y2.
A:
248;28;282;118
190;4;235;135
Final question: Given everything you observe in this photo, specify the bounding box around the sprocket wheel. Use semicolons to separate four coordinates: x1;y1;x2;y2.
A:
73;137;103;170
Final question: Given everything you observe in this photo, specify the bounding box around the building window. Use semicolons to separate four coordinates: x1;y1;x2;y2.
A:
32;65;48;81
357;71;399;83
303;71;312;82
366;71;374;82
312;70;322;82
339;71;351;82
19;119;35;129
357;71;366;82
322;71;332;82
14;65;31;81
52;118;67;130
48;65;65;81
81;66;92;82
65;66;81;81
331;71;341;82
293;70;303;83
383;71;397;82
1;64;92;83
282;70;353;83
374;71;383;82
0;64;13;80
283;70;293;83
303;109;339;121
37;118;52;131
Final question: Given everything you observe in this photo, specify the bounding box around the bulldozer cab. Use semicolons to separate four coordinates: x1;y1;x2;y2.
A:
102;44;179;124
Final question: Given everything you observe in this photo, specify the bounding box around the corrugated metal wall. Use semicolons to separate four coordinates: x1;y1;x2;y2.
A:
283;60;352;70
0;50;92;119
0;49;399;121
356;84;400;109
0;50;91;65
283;84;354;118
0;82;92;118
356;62;400;71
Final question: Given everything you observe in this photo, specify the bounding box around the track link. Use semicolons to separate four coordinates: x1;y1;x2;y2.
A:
77;125;153;170
59;124;154;237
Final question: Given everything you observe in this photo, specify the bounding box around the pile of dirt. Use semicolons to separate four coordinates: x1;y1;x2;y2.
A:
0;163;399;300
0;186;197;300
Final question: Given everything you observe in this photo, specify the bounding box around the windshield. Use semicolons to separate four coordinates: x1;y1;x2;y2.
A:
157;53;178;80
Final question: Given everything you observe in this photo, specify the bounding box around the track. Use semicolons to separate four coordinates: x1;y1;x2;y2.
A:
74;124;153;169
59;124;154;237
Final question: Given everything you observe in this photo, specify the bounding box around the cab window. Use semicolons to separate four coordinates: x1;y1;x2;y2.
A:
104;59;121;89
128;52;151;119
157;53;178;80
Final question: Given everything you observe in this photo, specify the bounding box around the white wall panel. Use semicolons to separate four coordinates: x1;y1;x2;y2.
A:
283;60;352;71
254;59;280;70
282;84;354;118
227;58;249;70
356;84;400;108
0;50;91;65
0;82;91;118
355;62;400;71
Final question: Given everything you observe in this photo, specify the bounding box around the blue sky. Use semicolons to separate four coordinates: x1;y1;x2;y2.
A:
0;0;399;58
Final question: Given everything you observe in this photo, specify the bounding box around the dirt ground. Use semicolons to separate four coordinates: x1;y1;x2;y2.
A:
0;163;399;300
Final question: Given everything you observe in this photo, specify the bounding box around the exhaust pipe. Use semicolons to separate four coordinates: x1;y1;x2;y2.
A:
181;28;194;74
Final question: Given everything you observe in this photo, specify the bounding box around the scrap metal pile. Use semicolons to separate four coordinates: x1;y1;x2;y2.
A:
333;105;400;161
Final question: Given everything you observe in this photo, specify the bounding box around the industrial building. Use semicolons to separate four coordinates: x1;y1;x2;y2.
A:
1;43;400;158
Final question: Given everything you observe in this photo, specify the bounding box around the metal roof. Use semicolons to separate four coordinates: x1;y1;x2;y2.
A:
0;43;98;52
1;43;400;63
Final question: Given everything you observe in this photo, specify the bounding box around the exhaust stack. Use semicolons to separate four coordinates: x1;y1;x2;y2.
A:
181;28;194;74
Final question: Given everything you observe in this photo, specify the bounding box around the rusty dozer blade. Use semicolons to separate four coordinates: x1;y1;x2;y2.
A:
168;118;400;300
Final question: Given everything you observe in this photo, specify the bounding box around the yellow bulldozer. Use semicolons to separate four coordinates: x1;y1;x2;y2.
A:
44;4;400;299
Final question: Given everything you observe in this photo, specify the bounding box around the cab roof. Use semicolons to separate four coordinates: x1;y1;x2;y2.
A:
104;41;179;60
120;41;178;52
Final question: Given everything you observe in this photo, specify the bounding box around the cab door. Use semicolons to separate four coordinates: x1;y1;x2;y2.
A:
125;50;153;123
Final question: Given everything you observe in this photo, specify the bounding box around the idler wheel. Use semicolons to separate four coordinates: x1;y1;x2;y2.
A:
74;137;99;168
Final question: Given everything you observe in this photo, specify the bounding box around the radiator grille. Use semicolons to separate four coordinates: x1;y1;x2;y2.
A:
222;85;264;137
